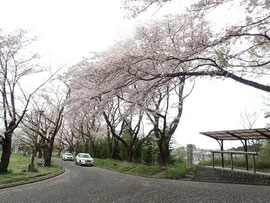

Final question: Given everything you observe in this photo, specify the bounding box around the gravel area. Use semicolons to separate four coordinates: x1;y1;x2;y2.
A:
0;158;270;203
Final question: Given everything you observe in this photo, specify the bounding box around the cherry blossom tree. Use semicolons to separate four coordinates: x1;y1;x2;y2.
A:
71;111;104;156
0;29;43;173
21;83;67;166
121;0;170;18
60;122;78;153
64;15;196;163
145;76;190;165
101;100;121;159
103;99;152;162
121;0;270;93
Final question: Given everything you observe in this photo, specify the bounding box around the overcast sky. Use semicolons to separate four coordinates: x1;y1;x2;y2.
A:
1;0;269;149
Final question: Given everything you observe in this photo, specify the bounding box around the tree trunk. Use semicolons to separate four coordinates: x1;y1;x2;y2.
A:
108;136;118;159
84;139;90;153
68;146;74;153
42;138;54;167
107;129;113;158
108;139;113;158
111;138;118;159
57;147;63;157
90;137;96;157
158;139;170;166
0;132;12;173
47;139;55;166
37;146;43;159
126;148;133;162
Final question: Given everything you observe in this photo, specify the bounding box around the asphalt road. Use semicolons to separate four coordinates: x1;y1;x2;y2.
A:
1;158;270;203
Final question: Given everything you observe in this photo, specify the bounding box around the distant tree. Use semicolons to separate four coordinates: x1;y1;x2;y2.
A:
239;110;262;152
21;83;67;166
60;122;78;154
172;146;186;165
103;104;151;162
240;110;259;129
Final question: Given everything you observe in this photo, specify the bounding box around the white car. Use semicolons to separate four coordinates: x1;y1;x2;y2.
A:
62;152;74;161
75;153;94;166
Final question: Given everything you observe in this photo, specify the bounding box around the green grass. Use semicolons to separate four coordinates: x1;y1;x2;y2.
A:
94;158;193;179
0;152;64;189
160;165;193;179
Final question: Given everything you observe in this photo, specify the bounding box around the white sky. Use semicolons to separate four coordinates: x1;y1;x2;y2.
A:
1;0;269;149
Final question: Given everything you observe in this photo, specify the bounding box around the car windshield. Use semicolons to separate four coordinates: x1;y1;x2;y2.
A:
81;154;91;158
65;153;72;156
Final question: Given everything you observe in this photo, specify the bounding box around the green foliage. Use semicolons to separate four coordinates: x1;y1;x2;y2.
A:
141;136;155;165
28;167;39;173
94;158;190;179
132;140;142;163
160;165;189;179
75;142;85;155
17;144;31;154
258;141;270;169
95;139;109;158
118;141;127;161
171;146;186;165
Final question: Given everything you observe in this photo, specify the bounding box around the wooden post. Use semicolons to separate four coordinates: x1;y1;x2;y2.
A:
231;153;234;170
221;140;224;168
202;153;205;166
253;154;256;173
244;140;249;171
212;152;215;168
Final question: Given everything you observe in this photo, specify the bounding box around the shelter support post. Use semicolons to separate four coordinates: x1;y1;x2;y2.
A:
221;140;224;167
253;154;256;173
244;140;248;171
211;151;257;173
230;153;233;170
212;152;215;168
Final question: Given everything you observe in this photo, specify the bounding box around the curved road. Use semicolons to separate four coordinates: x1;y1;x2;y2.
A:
1;158;270;203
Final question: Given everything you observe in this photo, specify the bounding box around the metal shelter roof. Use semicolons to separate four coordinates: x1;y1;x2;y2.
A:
200;128;270;141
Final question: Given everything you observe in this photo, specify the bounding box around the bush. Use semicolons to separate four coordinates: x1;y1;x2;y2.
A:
160;165;190;179
94;158;191;179
28;167;39;173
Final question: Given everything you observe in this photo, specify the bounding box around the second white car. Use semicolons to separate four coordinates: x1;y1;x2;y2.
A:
62;152;74;161
75;153;94;166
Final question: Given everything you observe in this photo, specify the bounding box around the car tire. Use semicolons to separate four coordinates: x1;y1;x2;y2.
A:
79;161;81;166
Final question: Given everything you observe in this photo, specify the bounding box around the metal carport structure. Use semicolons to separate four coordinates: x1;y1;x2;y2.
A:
200;128;270;170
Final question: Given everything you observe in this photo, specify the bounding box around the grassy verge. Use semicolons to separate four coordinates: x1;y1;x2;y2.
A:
94;158;194;179
0;152;64;189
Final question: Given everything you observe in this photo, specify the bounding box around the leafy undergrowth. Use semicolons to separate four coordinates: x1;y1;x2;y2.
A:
94;158;193;179
0;152;64;189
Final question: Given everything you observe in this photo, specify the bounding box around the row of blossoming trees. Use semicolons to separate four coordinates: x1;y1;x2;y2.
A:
62;0;269;165
1;0;269;173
